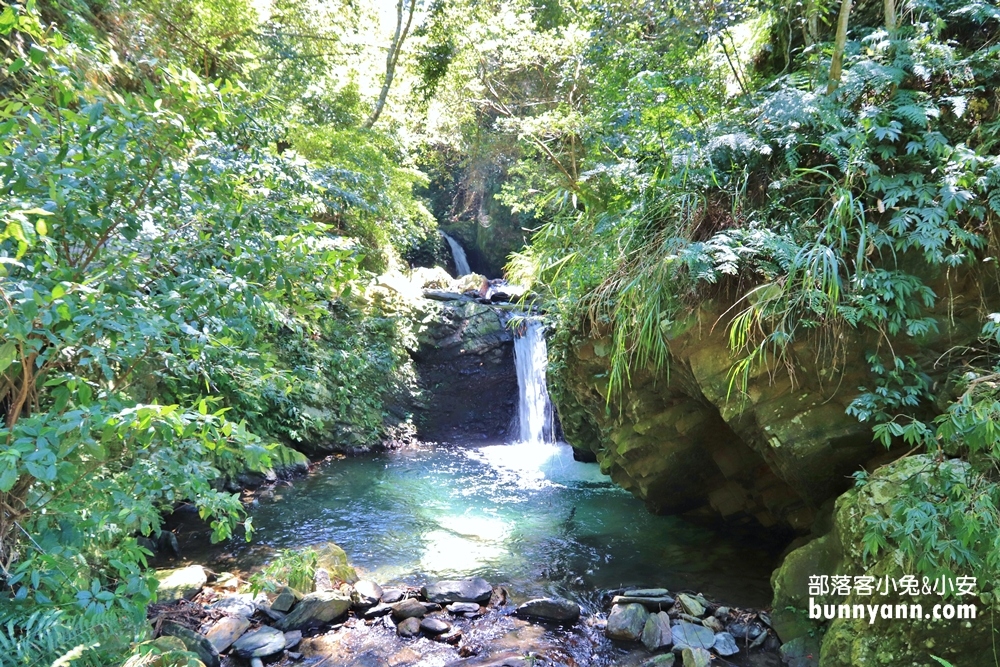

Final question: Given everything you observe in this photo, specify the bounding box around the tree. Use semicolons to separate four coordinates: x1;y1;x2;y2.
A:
364;0;418;129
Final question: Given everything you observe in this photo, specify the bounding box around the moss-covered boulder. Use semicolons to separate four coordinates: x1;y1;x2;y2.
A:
313;542;359;586
770;455;999;666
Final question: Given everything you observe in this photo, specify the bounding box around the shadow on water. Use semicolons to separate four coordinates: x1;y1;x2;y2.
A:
174;439;781;611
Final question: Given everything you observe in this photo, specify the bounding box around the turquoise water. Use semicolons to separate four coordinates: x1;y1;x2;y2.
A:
187;440;778;611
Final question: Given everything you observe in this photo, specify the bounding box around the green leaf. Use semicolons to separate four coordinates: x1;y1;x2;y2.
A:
0;341;17;372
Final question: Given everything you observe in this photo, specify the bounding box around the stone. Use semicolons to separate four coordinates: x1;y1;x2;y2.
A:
625;588;670;597
435;627;463;644
676;593;706;617
277;591;351;631
283;630;302;649
605;603;649;641
681;647;711;667
701;616;724;633
353;580;383;607
447;602;481;615
396;616;421;637
160;621;220;667
391;597;427;620
381;588;405;603
314;568;334;592
271;586;302;613
713;606;730;620
313;542;359;585
611;594;675;611
205;616;251;652
215;572;240;590
155;565;207;604
726;620;764;641
515;597;581;624
123;637;207;667
362;603;393;619
640;655;676;667
232;626;286;659
420;617;450;635
641;611;673;651
779;636;820;667
257;602;286;622
250;659;263;667
208;594;256;618
671;621;715;651
713;631;739;657
421;577;493;604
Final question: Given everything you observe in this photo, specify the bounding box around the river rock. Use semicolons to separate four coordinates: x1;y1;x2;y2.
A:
420;617;451;635
250;659;263;667
362;602;393;619
313;542;359;585
270;586;302;613
713;631;739;656
277;591;351;630
209;594;256;618
727;620;764;641
671;621;715;651
397;616;422;637
205;616;251;652
681;647;712;667
605;603;649;641
314;568;334;592
232;626;286;658
155;565;207;603
447;602;481;615
421;577;493;604
160;621;220;667
283;630;302;649
391;597;427;620
626;588;670;597
714;606;730;619
382;588;405;603
701;616;724;633
676;593;706;617
515;597;581;624
612;594;676;611
641;611;673;651
353;580;383;607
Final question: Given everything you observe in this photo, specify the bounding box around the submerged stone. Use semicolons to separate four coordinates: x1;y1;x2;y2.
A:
515;597;581;624
421;577;493;604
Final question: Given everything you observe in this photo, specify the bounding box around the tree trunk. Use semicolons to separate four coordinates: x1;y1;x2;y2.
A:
884;0;897;31
363;0;417;130
827;0;853;94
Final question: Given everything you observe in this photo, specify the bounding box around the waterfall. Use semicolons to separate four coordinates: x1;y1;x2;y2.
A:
442;232;471;277
513;319;555;444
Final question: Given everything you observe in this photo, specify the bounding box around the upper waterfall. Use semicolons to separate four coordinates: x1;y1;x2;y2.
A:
513;318;555;444
442;232;471;277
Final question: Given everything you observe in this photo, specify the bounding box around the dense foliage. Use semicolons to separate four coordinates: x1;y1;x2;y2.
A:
0;0;435;663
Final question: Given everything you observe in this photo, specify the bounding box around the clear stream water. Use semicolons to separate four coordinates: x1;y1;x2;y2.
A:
177;315;779;614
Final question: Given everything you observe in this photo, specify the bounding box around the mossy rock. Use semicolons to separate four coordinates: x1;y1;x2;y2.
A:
314;541;359;586
771;455;1000;666
270;444;309;477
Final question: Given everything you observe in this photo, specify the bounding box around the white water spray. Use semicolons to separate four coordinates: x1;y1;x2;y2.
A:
442;232;471;277
514;319;555;444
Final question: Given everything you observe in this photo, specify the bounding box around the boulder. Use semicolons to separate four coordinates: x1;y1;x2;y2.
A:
397;616;422;637
681;647;712;667
671;621;715;651
208;594;255;618
641;611;673;651
205;616;251;652
159;622;219;667
231;626;286;659
154;565;207;604
515;597;581;624
313;542;359;585
421;577;493;604
277;591;351;631
353;580;383;607
605;603;649;641
391;597;427;620
420;617;451;635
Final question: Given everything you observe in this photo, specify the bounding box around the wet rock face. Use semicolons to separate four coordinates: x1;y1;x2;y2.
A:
551;307;884;531
411;298;517;442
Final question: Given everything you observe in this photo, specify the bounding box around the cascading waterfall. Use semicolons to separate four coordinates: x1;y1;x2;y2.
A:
442;232;471;277
513;318;555;444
